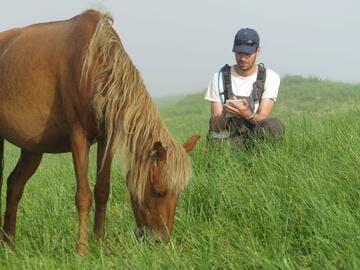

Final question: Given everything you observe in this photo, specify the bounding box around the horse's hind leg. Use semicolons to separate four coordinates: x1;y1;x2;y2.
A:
93;139;113;240
1;149;42;248
0;137;4;229
70;125;92;256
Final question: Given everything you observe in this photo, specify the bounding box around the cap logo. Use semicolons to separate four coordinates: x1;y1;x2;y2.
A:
234;40;257;46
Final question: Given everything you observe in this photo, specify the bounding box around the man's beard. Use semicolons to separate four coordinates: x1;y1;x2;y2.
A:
237;58;256;71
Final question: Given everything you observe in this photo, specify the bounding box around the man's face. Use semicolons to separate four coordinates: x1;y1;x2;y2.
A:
235;47;260;72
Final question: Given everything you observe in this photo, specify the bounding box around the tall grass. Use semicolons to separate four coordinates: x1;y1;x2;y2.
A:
0;76;359;269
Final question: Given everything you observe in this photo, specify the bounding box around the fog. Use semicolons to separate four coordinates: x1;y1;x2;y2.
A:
1;0;359;96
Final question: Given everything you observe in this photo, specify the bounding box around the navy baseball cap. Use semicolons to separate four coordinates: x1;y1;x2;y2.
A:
232;28;260;54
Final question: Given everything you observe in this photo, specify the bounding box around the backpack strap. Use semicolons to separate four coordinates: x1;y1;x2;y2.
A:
220;64;232;102
219;63;266;109
252;63;266;104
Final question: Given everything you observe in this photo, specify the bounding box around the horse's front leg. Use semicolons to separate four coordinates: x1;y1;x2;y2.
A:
93;139;113;240
70;125;92;256
1;150;42;248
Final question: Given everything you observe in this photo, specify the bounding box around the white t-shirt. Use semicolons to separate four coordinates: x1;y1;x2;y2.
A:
204;65;280;112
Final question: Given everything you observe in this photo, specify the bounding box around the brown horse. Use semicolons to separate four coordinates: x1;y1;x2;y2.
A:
0;10;200;255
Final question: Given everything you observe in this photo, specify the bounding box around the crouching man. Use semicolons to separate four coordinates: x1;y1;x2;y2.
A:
205;28;284;143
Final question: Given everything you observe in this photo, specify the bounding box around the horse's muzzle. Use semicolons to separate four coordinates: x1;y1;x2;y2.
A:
134;227;165;244
134;227;145;239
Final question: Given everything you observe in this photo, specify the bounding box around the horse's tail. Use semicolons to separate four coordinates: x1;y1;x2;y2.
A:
0;137;4;227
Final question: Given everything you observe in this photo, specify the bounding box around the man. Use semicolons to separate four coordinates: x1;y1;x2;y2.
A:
204;28;284;142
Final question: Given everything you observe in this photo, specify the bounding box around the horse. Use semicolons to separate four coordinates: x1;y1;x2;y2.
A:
0;10;200;256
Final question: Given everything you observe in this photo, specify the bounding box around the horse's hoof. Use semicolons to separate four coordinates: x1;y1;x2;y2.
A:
0;231;15;251
76;242;89;256
1;239;15;251
103;243;112;256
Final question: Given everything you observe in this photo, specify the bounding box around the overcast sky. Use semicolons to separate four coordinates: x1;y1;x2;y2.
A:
0;1;359;96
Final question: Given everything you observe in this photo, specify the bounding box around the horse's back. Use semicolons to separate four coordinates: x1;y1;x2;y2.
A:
0;10;102;153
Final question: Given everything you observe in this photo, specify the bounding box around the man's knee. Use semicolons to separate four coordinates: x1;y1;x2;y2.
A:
257;118;285;139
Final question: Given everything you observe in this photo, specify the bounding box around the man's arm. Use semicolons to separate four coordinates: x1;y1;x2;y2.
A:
253;98;275;122
210;102;227;132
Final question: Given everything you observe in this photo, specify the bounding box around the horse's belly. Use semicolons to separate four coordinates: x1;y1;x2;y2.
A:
0;106;72;153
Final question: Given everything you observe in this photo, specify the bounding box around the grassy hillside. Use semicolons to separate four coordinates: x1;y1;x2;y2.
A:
159;75;360;139
1;76;359;269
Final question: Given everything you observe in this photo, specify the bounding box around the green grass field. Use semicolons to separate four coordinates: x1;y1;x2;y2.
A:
0;76;359;269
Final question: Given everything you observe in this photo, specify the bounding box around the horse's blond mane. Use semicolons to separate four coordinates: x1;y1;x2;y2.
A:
80;10;191;202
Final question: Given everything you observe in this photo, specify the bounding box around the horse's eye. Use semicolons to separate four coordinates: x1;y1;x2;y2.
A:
152;189;167;198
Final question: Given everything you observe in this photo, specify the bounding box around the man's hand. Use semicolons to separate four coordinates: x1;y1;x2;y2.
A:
212;98;275;129
224;99;252;119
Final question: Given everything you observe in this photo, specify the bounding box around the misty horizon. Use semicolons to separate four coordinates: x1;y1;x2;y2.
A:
0;1;359;96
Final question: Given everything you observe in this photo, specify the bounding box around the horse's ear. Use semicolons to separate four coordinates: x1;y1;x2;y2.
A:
183;135;200;153
150;141;167;161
